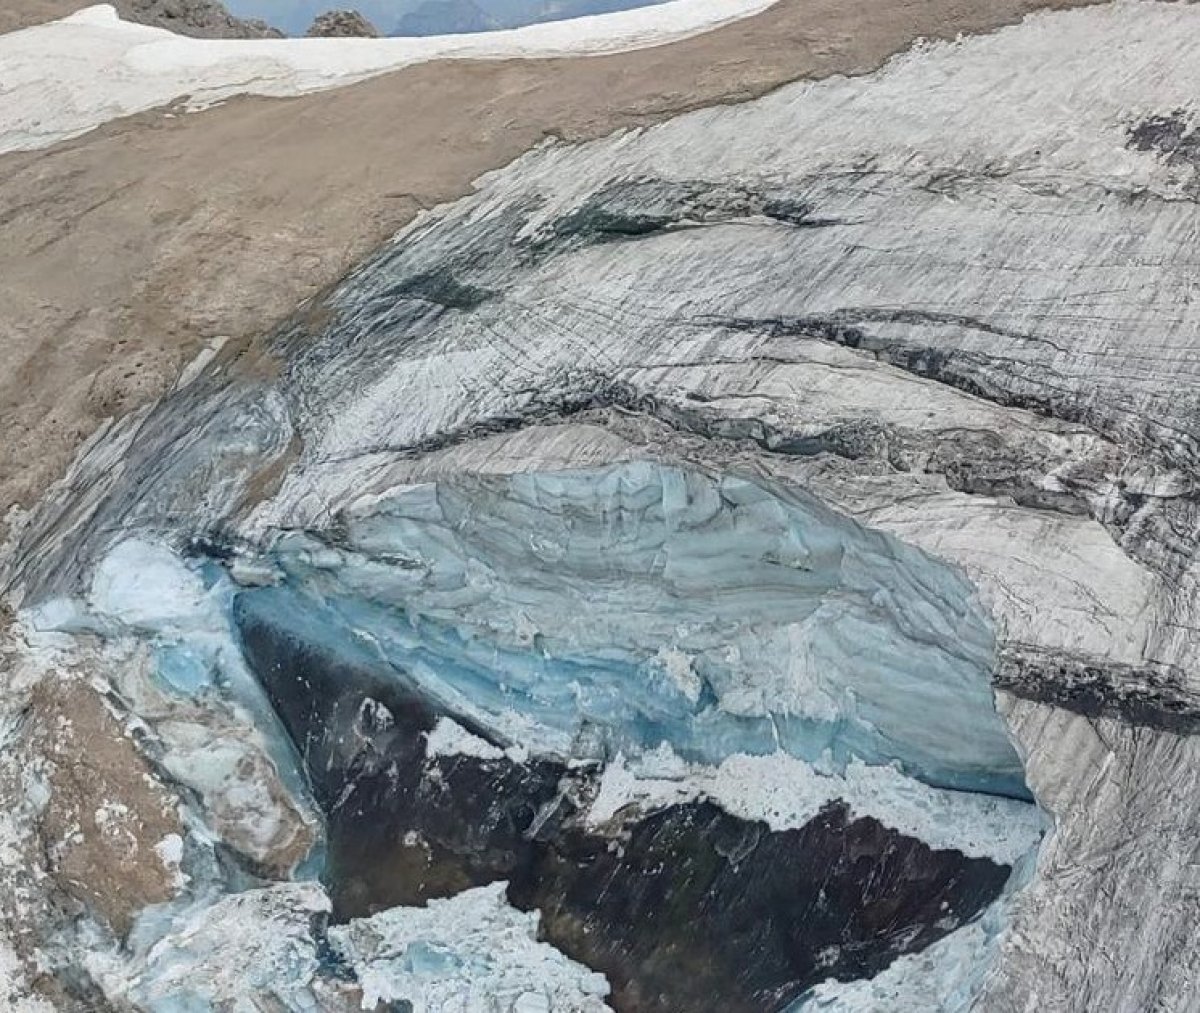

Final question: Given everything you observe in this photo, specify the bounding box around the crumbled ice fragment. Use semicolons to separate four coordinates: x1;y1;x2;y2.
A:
514;993;553;1013
653;646;702;702
228;556;284;587
587;750;1043;865
89;539;214;633
424;716;505;761
92;882;331;1010
328;882;612;1012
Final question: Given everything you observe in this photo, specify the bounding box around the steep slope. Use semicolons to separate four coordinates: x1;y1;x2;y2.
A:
0;0;1091;551
6;2;1200;1009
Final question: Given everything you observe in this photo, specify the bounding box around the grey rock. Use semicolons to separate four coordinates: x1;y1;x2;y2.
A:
114;0;284;38
306;8;380;36
9;1;1200;1010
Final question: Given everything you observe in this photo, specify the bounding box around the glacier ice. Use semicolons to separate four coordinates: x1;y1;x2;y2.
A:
328;882;613;1012
245;462;1025;796
14;0;1200;1004
221;460;1039;1008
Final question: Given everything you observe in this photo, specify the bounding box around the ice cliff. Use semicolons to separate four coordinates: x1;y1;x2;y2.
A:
5;0;1200;1009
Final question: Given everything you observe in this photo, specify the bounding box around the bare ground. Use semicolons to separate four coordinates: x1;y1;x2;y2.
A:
0;0;1105;999
0;1;85;34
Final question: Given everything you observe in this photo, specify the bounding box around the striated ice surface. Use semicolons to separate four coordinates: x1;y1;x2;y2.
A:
14;0;1200;1005
250;462;1023;795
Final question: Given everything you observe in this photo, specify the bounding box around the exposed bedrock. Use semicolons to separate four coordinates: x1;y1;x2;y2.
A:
236;598;1011;1013
7;3;1200;1007
117;0;283;37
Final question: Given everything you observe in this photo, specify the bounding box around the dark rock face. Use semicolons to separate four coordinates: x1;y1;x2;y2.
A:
306;9;380;37
514;802;1008;1013
235;595;1012;1013
995;646;1200;735
115;0;283;38
1127;110;1200;167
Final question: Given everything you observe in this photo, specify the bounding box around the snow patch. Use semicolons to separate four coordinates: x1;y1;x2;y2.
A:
0;0;777;153
153;833;189;890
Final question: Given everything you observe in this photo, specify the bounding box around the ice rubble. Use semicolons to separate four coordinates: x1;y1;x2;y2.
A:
89;883;334;1010
25;539;322;876
329;882;613;1012
87;879;614;1011
0;0;777;154
587;748;1040;865
22;457;1042;1008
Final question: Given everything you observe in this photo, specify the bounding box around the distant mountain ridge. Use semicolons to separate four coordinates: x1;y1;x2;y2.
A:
393;0;498;36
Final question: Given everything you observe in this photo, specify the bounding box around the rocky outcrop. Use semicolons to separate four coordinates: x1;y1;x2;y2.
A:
306;8;379;36
114;0;283;38
6;0;1200;1010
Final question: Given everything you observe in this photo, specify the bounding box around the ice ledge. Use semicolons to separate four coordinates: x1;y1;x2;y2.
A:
588;748;1043;866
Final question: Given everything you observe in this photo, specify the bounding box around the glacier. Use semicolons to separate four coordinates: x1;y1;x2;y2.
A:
243;462;1024;793
14;456;1041;1008
5;0;1200;1008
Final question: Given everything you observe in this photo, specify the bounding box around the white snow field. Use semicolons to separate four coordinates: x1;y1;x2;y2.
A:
0;0;777;154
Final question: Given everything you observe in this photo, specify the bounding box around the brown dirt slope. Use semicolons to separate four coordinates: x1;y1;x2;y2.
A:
0;0;1103;539
0;0;83;34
